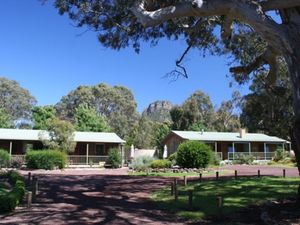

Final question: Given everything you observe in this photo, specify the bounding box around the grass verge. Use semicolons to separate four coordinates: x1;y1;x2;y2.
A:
152;177;300;220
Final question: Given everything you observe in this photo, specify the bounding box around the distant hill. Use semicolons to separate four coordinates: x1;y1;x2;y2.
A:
142;100;173;123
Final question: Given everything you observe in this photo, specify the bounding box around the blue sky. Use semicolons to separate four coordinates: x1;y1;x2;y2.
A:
0;1;249;112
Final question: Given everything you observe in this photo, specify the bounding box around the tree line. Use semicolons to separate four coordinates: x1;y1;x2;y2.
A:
0;76;292;151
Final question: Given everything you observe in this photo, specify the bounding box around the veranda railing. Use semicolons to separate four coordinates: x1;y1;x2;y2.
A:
228;152;275;161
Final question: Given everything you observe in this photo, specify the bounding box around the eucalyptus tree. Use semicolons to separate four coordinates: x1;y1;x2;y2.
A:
54;0;300;197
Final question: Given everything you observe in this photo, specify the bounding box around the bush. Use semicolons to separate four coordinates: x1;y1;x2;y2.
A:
273;148;289;162
0;149;10;168
150;159;172;169
211;153;221;166
168;152;177;163
106;148;122;168
233;153;255;165
176;141;213;168
130;156;154;171
25;150;67;170
0;171;25;212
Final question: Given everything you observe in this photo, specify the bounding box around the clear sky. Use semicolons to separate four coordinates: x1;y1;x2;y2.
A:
0;1;249;112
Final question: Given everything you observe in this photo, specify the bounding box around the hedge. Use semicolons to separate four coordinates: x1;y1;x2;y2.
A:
25;150;67;170
0;171;25;212
150;159;172;169
176;141;213;168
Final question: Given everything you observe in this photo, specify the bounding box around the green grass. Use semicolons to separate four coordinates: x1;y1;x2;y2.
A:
152;177;300;220
129;169;232;177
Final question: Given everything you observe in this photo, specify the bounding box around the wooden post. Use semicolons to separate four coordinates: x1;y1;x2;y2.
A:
188;190;193;209
174;178;178;202
32;177;38;202
199;173;202;182
86;143;89;165
283;169;286;178
217;196;223;217
258;170;261;178
171;182;174;196
234;170;238;179
184;175;187;186
216;171;219;180
28;172;31;185
9;141;12;156
27;191;32;208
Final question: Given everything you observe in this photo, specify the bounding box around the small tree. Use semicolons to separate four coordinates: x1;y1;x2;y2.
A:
40;118;76;153
176;141;213;168
107;148;122;168
75;104;110;132
32;106;56;130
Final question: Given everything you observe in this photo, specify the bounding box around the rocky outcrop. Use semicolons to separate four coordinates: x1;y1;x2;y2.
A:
142;100;173;123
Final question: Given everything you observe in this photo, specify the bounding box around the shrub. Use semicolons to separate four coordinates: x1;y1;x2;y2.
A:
106;148;122;168
233;153;255;165
176;141;213;168
273;148;289;162
130;156;154;171
211;153;221;166
168;152;177;163
150;159;172;169
0;171;25;212
25;150;67;170
0;149;10;168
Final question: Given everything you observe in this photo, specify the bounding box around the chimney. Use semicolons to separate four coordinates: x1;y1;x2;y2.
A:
200;129;204;135
239;128;246;138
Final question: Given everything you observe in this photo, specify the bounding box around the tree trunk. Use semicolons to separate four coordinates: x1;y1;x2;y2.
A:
281;7;300;203
286;47;300;204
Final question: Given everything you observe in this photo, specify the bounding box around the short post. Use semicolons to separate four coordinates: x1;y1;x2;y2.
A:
188;189;193;209
199;173;202;182
170;182;174;196
217;196;223;218
174;178;178;202
27;172;31;185
184;175;187;186
216;171;219;180
283;169;286;178
258;170;261;178
27;191;32;208
234;170;238;179
32;177;38;202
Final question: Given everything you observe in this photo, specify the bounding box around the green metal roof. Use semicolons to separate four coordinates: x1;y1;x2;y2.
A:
0;128;126;143
172;131;289;143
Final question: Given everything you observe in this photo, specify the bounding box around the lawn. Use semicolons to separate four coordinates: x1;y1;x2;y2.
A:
152;177;300;220
129;169;232;177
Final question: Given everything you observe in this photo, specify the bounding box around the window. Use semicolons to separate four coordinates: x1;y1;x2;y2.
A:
96;145;105;155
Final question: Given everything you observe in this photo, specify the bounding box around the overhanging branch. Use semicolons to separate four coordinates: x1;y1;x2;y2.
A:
261;0;300;11
230;47;279;85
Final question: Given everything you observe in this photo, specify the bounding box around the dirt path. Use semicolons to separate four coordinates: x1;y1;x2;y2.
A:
0;165;299;225
0;174;183;225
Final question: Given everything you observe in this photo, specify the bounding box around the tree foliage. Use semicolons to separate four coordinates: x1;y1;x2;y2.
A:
0;77;36;120
170;90;214;131
32;106;57;130
132;116;154;149
240;68;293;140
213;92;241;132
39;117;76;153
0;109;13;128
74;104;110;132
56;83;138;138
